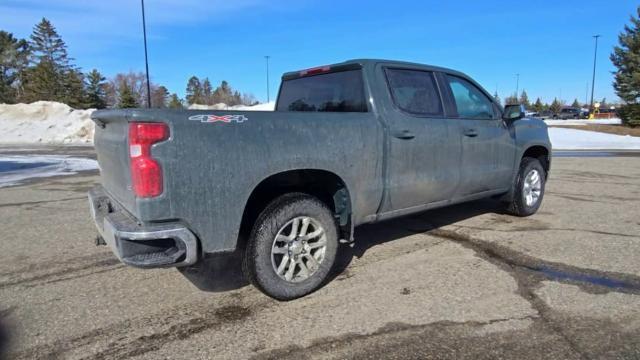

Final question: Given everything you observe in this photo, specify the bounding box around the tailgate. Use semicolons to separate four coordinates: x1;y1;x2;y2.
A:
92;110;136;213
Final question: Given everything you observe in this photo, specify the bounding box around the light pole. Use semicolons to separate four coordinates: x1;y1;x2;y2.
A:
264;56;271;103
590;35;601;114
141;0;151;108
515;73;520;103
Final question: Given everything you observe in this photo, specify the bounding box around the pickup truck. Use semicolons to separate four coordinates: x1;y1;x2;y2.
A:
89;59;551;300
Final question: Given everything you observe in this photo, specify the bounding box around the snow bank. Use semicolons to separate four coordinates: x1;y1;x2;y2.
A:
0;101;275;145
0;101;95;144
544;118;621;126
0;155;98;187
549;127;640;150
188;101;275;111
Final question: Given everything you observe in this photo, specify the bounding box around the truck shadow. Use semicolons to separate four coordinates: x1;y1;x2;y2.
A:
180;198;504;293
329;198;505;282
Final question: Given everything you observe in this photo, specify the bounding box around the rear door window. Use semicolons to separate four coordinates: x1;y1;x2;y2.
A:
276;70;368;112
446;75;496;119
385;68;443;116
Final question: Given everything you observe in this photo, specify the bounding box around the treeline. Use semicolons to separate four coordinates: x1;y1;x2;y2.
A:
0;18;256;109
496;89;611;113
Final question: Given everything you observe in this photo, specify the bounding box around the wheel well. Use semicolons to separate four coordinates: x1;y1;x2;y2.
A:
522;146;550;174
238;169;352;250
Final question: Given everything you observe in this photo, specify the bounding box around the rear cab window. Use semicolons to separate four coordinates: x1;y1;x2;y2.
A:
384;68;443;116
276;69;368;112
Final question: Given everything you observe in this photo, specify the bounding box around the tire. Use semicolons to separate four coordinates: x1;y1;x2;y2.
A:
505;157;546;217
243;193;338;300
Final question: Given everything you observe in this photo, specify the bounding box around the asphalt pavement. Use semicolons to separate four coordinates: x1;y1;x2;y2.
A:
0;153;639;359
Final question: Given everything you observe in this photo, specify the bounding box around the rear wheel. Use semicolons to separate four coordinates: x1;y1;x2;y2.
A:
505;157;546;217
243;193;338;300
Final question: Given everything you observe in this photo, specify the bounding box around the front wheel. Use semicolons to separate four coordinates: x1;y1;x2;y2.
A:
505;157;546;217
243;193;338;300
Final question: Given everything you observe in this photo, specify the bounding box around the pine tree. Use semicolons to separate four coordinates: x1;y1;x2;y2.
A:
0;31;29;103
571;99;581;108
62;69;86;108
117;80;138;108
599;97;608;109
504;94;518;105
611;6;640;126
493;91;501;106
85;69;106;109
186;76;202;105
519;90;530;108
151;85;169;108
533;98;543;112
167;93;183;109
22;18;86;106
202;78;212;105
550;98;562;114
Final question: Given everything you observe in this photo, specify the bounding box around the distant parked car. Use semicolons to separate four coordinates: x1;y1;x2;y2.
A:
534;110;554;119
554;107;582;120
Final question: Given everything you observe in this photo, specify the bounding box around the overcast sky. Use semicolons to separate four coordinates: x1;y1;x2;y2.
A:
1;0;637;104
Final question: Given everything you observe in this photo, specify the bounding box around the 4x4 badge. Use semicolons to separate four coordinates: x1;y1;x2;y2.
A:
188;114;248;123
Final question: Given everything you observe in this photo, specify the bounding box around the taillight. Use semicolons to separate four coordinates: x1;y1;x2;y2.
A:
128;122;169;198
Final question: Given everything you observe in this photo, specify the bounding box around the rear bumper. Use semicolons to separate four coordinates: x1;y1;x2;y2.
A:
88;185;198;268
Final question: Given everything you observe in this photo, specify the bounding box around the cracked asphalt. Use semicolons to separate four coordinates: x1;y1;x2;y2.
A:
1;153;640;359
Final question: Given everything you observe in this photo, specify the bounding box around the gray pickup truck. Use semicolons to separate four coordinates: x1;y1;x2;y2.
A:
89;59;551;300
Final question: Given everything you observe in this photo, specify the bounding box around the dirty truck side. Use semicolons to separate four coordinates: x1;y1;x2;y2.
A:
89;59;551;300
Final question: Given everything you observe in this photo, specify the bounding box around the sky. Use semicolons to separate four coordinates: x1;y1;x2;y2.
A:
0;0;637;104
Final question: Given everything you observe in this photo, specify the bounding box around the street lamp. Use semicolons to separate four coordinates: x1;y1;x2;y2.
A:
141;0;151;108
515;73;520;103
589;35;601;115
264;56;271;103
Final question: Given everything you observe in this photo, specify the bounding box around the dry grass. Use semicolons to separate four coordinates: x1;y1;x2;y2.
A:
550;124;640;137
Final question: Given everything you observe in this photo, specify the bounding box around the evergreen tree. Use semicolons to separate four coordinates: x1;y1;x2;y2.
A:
504;94;518;105
550;98;562;114
202;78;212;105
0;31;29;103
611;6;640;126
571;99;581;108
533;98;544;112
85;69;106;109
151;85;169;108
62;69;86;108
186;76;203;105
167;93;183;109
519;90;530;108
23;18;85;106
117;80;138;108
493;91;501;106
599;97;608;109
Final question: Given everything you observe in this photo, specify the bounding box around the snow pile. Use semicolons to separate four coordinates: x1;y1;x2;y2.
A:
0;101;96;144
544;118;621;126
549;128;640;150
0;155;98;187
188;101;275;111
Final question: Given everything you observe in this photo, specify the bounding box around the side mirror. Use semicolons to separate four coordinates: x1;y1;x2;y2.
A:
503;104;526;121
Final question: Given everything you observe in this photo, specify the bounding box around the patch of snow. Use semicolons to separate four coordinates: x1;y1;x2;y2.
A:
0;101;95;145
544;118;621;126
187;101;275;111
549;128;640;150
0;155;98;187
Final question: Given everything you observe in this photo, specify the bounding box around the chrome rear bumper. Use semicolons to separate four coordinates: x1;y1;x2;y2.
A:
88;185;198;268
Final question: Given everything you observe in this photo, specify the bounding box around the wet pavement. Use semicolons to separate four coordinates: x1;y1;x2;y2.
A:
0;155;639;359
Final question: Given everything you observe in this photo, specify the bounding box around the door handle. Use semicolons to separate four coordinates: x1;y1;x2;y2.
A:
392;129;415;140
463;128;478;137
